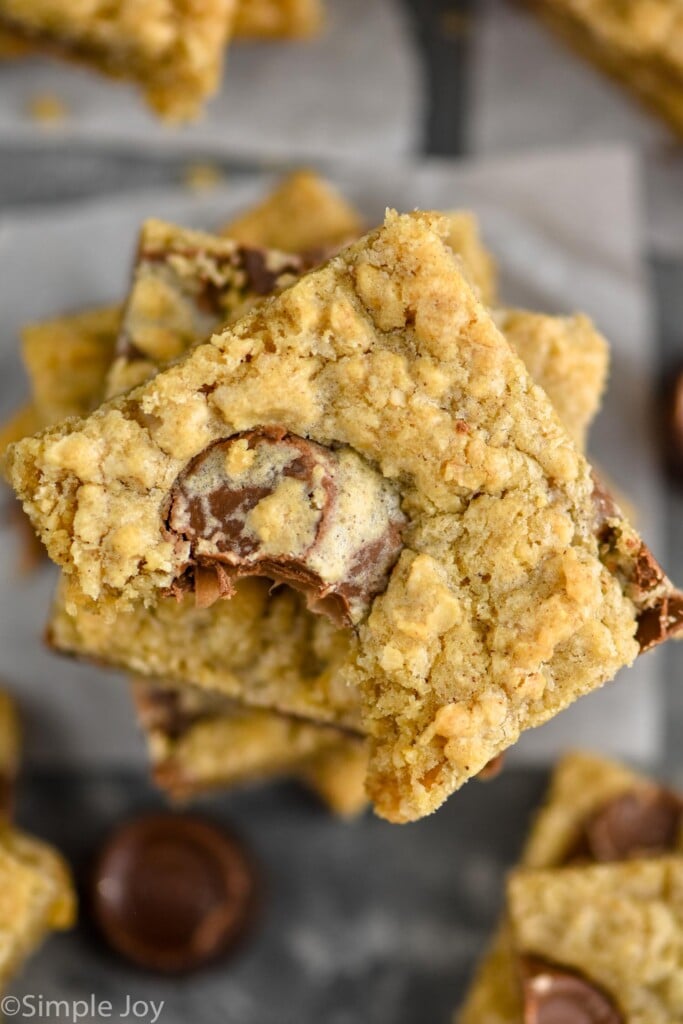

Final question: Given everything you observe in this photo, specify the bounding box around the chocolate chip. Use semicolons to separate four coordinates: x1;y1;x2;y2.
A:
521;956;623;1024
576;788;682;862
91;814;258;973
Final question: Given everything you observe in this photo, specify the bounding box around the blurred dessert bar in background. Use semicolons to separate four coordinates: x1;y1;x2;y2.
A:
527;0;683;137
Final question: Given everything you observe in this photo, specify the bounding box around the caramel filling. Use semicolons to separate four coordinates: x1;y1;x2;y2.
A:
166;427;406;626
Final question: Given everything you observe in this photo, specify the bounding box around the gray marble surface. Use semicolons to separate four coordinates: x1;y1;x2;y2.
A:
9;769;548;1024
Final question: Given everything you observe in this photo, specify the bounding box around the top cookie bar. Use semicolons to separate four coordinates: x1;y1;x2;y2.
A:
0;0;236;120
8;211;682;821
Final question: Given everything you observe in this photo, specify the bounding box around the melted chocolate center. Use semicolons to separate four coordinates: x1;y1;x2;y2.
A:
166;427;406;625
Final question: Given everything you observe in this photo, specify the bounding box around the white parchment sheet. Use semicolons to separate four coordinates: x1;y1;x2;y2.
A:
470;0;683;256
0;0;421;162
0;145;663;768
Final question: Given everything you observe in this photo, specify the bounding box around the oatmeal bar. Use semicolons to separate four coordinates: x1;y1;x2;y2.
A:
0;690;75;989
105;219;308;398
1;307;120;470
11;212;678;822
132;677;367;815
222;170;364;255
494;308;608;449
0;0;236;120
22;305;121;424
0;826;75;989
234;0;323;38
527;0;683;138
507;858;683;1022
458;752;683;1022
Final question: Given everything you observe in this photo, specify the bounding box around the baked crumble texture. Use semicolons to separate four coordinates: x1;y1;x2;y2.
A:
9;212;659;821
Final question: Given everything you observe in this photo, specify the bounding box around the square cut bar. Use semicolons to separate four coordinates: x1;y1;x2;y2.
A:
0;826;75;989
0;689;75;990
104;218;308;399
458;751;683;1022
221;170;365;255
508;858;683;1023
11;211;678;822
132;677;367;815
0;0;236;120
526;0;683;138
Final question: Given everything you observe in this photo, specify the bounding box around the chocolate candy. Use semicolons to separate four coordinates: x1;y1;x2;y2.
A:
579;788;682;862
91;814;257;973
591;473;683;651
521;957;623;1024
167;427;406;624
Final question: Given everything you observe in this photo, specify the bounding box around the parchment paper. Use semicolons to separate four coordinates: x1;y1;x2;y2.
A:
470;0;683;255
0;0;421;162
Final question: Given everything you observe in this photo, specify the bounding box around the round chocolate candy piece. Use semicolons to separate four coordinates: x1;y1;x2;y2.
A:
166;427;406;625
582;788;682;862
91;813;257;973
521;957;623;1024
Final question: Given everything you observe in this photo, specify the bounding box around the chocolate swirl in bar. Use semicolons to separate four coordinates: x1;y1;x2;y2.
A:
166;427;406;626
115;242;305;365
520;956;623;1024
591;473;683;651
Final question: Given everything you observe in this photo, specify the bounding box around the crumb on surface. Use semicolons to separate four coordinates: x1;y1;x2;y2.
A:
183;163;224;193
26;93;68;125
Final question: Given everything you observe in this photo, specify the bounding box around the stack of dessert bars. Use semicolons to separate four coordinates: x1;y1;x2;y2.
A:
4;171;683;826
